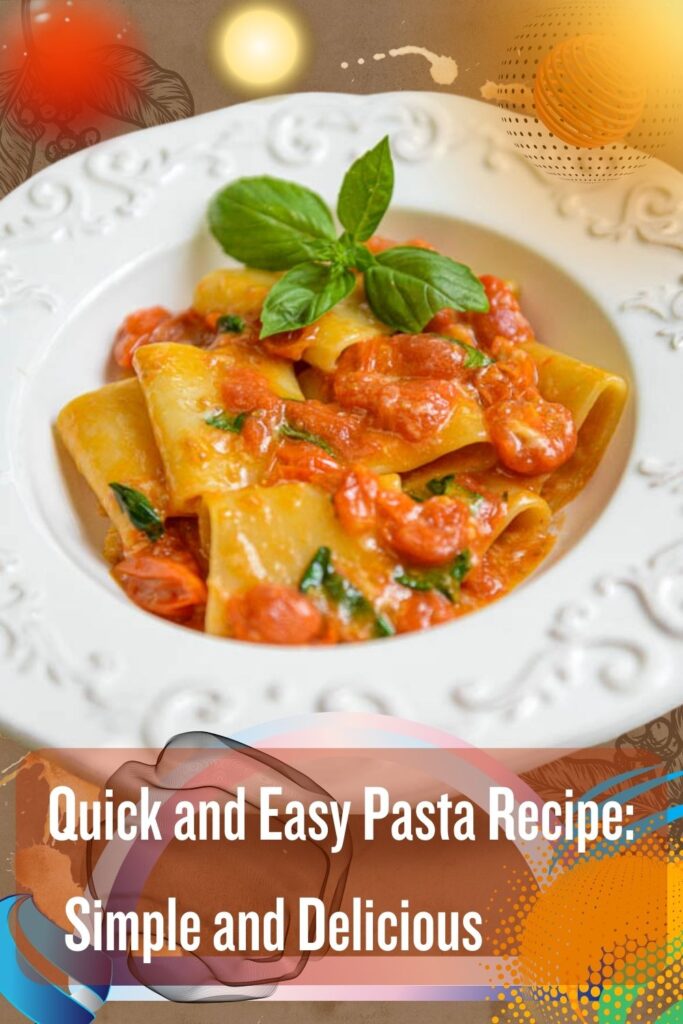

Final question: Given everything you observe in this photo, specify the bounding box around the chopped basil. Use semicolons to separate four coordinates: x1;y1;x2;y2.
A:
109;483;164;542
374;613;395;638
426;474;484;508
205;410;248;433
394;550;471;603
280;421;336;456
408;475;483;509
299;546;394;638
436;334;492;368
217;313;246;333
299;545;331;593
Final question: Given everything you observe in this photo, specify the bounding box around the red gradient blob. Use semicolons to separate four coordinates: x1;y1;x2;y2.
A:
3;0;138;119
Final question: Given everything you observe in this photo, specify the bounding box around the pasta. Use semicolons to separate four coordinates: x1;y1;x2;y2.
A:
56;379;169;550
193;268;391;371
525;341;628;510
133;340;303;514
57;233;627;643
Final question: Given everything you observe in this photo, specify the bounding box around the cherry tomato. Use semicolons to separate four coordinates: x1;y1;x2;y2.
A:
365;236;436;254
221;368;283;414
113;306;171;369
425;308;461;334
333;468;381;534
334;374;457;442
461;559;506;602
475;347;538;405
468;275;535;349
149;309;214;347
271;440;343;490
395;591;455;633
377;492;470;566
261;326;309;361
240;409;280;456
389;334;469;379
337;334;468;380
227;584;323;644
113;555;207;620
486;395;577;475
336;337;395;374
284;399;368;460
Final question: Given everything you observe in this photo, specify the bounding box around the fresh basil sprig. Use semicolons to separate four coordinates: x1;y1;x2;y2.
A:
208;137;489;339
337;136;394;242
262;262;356;337
300;546;394;637
208;176;336;270
109;483;164;542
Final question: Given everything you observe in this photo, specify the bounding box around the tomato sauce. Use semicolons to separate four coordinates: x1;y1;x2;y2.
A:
108;256;574;643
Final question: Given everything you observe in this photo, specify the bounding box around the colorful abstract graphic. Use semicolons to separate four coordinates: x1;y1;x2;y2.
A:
0;893;111;1022
3;712;683;1019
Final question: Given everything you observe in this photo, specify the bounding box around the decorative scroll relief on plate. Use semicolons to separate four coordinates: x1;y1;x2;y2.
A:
0;147;184;246
0;95;680;259
582;183;683;251
449;538;683;722
316;685;406;716
141;680;407;748
141;685;241;749
266;98;451;165
621;275;683;350
0;548;120;714
0;258;58;318
486;144;683;254
638;458;683;508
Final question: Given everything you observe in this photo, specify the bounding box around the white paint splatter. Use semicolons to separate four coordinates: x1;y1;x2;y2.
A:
388;45;458;85
339;44;459;86
341;61;349;69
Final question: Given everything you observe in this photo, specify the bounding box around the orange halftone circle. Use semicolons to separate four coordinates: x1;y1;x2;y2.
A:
534;33;647;148
494;0;681;182
517;853;672;991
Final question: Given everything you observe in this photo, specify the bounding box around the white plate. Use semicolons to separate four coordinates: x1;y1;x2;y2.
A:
1;91;682;751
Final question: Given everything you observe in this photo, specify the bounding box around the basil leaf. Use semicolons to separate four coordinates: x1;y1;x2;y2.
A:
337;136;394;242
426;475;483;507
374;613;396;638
365;247;489;332
217;314;246;333
205;410;248;433
280;421;336;456
208;176;336;270
260;262;356;339
394;550;471;603
436;334;492;368
109;483;164;542
299;546;395;637
300;546;332;592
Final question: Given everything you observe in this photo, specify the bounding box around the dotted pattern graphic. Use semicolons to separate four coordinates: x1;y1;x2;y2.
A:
496;0;681;182
485;832;683;1024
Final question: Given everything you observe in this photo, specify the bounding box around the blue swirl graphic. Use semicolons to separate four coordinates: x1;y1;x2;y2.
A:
0;895;111;1023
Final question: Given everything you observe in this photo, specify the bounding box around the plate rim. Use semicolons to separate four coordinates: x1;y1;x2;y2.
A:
1;89;682;752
